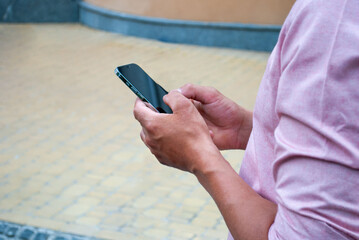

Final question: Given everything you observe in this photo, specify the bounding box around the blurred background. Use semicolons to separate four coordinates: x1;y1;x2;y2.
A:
0;1;293;239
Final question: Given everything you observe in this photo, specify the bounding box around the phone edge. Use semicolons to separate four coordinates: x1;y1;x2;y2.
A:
114;67;161;113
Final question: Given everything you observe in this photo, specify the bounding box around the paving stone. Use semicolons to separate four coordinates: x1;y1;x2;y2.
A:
34;233;49;240
5;226;18;238
143;228;170;239
53;236;68;240
75;217;100;226
71;238;84;240
0;224;7;234
19;229;35;240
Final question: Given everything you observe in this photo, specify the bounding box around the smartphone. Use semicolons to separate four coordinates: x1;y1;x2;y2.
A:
115;63;172;113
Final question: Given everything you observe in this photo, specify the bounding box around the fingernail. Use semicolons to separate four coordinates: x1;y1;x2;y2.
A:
175;88;182;94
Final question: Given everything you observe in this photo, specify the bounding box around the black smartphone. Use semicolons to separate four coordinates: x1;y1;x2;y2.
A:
115;63;173;113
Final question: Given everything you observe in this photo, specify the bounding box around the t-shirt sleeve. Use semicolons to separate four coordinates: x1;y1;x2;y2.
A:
268;0;359;239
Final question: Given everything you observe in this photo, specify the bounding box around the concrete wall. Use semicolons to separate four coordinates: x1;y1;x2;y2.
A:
84;0;295;25
79;1;282;52
0;0;295;24
0;0;79;22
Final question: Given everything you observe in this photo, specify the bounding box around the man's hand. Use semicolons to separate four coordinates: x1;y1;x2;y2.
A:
180;84;253;150
133;87;276;240
133;90;222;174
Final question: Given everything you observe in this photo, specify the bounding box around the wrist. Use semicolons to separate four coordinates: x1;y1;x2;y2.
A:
193;148;228;180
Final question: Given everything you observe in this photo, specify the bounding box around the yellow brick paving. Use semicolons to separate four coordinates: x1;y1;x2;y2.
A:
0;24;269;239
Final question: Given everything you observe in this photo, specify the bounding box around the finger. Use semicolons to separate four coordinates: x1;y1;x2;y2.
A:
143;101;159;113
163;90;193;112
179;84;221;104
133;98;157;123
191;99;204;113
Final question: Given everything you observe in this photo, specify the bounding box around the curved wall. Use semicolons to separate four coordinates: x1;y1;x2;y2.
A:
84;0;294;25
79;0;295;51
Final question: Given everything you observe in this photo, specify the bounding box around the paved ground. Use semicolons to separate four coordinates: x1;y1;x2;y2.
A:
0;24;270;240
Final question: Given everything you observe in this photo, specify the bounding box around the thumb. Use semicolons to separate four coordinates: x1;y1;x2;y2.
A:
133;98;157;123
163;90;193;112
180;84;220;105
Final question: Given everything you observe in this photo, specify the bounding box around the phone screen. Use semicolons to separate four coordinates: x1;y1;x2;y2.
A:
115;64;172;113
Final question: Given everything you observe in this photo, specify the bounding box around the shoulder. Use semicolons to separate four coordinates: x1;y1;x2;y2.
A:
279;0;359;73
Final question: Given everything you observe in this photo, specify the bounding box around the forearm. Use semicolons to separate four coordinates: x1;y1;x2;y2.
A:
236;109;253;150
195;153;277;240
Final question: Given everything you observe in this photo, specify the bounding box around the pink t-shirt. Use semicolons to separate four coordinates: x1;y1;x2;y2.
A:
229;0;359;239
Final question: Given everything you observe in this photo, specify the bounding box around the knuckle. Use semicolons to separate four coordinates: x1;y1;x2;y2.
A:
182;83;194;92
145;121;158;135
184;83;193;89
208;86;217;93
208;86;221;98
143;120;156;132
158;158;169;166
149;147;157;155
146;138;157;149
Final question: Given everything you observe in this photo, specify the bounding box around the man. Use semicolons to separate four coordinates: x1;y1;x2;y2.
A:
133;0;359;239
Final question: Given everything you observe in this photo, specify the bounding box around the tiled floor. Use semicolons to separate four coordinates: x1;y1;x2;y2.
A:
0;24;270;239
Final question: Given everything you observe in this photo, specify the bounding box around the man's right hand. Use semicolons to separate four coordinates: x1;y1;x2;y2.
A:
180;84;253;150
